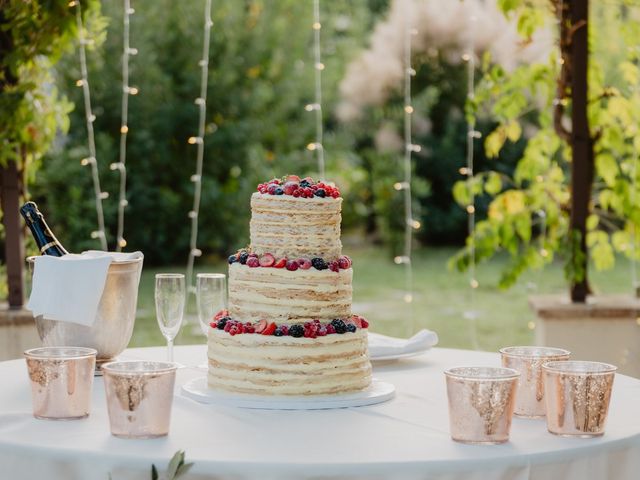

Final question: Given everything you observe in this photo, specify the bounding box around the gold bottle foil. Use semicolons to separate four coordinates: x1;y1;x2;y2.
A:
543;361;616;437
24;347;97;420
500;346;570;418
102;361;177;439
444;366;519;444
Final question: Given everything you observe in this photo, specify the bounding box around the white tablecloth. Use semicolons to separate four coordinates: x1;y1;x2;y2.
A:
1;346;639;480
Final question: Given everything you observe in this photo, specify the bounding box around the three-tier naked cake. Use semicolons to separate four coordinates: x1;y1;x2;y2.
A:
207;175;372;396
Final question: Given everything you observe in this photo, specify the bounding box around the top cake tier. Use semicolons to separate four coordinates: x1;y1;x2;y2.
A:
250;193;343;260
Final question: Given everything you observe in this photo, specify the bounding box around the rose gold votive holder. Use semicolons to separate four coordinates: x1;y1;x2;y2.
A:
500;346;570;418
102;361;177;439
444;366;519;444
543;361;616;438
24;347;97;420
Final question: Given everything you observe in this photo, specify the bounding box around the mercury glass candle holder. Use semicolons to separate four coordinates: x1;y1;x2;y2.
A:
444;366;519;444
24;346;97;420
102;361;177;439
543;361;616;438
500;346;570;418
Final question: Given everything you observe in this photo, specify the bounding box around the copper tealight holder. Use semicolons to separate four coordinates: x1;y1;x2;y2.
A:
500;346;570;418
444;366;519;444
24;346;97;420
102;361;177;439
543;360;616;438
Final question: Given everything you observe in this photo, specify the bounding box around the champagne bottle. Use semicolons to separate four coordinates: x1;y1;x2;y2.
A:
19;202;69;257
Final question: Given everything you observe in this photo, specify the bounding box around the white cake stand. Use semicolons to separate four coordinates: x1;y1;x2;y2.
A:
180;377;395;410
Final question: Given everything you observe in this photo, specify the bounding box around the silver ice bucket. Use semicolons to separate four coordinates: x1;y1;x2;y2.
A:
27;255;143;366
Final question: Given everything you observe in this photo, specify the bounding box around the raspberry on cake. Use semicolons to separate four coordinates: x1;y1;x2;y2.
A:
207;175;372;396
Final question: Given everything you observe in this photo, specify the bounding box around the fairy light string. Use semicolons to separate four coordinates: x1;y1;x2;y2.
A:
185;0;213;293
305;0;325;179
71;0;108;250
393;0;420;327
462;11;480;350
631;86;639;297
111;0;137;251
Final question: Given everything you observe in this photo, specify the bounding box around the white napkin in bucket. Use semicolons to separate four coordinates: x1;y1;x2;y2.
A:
368;329;439;359
27;251;143;327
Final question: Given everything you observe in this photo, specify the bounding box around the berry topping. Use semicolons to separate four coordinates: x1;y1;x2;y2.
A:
262;322;277;336
328;260;340;272
238;252;249;265
338;255;352;269
255;319;268;334
297;258;312;270
258;176;341;198
228;254;238;264
283;182;298;195
286;260;299;271
213;314;364;337
289;324;304;338
246;256;260;268
273;257;287;268
217;317;230;330
351;315;363;328
311;257;328;270
259;253;276;267
330;318;347;334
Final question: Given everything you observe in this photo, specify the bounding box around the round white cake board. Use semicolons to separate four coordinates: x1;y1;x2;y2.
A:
180;377;395;410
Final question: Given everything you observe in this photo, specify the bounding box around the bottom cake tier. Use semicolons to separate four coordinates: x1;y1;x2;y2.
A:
207;328;372;396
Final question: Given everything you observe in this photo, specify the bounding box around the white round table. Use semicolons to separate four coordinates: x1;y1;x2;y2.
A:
1;346;639;480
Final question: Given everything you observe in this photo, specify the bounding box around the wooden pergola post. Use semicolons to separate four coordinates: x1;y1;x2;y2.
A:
0;160;25;308
569;0;592;303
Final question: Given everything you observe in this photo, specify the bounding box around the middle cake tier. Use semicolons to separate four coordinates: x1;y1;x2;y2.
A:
228;263;352;324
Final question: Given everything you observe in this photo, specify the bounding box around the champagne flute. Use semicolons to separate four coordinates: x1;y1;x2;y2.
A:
196;273;227;336
155;274;185;363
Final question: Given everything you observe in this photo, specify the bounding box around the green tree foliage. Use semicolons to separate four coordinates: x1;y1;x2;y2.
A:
0;0;99;170
451;1;640;290
339;53;524;255
33;0;371;263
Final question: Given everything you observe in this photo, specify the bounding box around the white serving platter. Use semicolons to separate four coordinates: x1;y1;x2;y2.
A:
181;377;395;410
370;350;427;362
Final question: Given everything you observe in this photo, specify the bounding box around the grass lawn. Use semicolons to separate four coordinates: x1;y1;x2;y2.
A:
131;245;638;352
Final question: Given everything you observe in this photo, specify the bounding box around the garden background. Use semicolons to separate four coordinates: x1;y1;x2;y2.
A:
1;0;639;350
